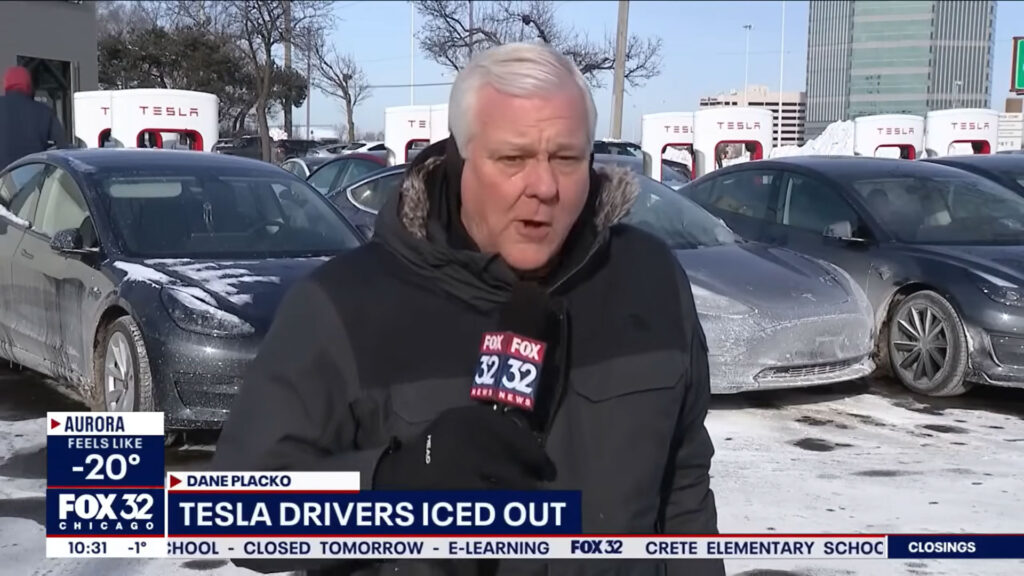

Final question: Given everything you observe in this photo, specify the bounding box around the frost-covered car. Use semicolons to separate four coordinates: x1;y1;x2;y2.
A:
0;149;362;433
621;173;876;393
328;161;876;393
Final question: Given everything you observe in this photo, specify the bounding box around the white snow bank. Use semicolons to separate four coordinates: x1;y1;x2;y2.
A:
771;120;856;158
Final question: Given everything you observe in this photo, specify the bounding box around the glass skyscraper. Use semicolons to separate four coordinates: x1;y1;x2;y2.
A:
805;0;996;139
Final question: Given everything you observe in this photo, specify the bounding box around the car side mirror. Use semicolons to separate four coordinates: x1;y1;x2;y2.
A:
50;228;92;254
823;221;866;243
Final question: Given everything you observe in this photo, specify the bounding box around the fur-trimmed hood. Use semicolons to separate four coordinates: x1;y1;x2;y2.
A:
371;147;642;309
395;155;641;240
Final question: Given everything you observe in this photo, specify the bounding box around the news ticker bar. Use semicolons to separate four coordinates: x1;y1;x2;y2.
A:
45;535;1024;560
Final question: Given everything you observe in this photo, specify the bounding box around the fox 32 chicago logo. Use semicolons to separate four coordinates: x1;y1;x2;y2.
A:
471;332;546;410
56;492;157;532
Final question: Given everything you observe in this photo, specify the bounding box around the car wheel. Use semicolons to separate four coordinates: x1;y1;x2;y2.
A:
92;315;154;413
887;291;970;397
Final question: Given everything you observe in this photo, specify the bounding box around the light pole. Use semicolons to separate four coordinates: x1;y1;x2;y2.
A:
410;1;415;105
777;2;785;147
743;24;753;106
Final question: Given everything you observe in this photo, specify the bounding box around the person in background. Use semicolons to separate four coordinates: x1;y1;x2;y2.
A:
214;42;722;576
0;66;68;168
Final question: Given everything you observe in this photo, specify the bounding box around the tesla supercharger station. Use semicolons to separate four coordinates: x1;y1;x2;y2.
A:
693;107;774;178
76;89;219;151
429;104;450;143
924;108;1000;157
853;114;924;159
640;112;694;182
384;105;432;165
73;91;113;148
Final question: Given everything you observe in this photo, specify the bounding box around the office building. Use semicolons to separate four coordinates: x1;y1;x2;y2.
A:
699;85;807;146
0;1;99;142
805;0;996;139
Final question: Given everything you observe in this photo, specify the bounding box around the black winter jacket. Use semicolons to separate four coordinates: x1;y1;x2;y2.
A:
212;144;724;576
0;92;68;170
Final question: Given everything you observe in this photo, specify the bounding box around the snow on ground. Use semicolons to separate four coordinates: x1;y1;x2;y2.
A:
1;369;1022;575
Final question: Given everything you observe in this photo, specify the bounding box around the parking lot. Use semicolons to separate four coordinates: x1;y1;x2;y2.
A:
1;366;1023;576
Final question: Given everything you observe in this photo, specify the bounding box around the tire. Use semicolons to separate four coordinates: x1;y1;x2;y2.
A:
91;315;154;413
887;290;971;397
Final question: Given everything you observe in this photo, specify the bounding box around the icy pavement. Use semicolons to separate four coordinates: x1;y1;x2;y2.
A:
1;368;1023;575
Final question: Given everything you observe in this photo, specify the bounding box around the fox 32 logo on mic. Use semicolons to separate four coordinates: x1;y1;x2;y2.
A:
471;332;546;410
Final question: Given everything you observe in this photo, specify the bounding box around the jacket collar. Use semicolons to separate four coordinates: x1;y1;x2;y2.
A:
373;145;640;310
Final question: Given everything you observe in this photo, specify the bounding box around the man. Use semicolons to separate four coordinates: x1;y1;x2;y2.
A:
0;66;68;168
213;42;722;576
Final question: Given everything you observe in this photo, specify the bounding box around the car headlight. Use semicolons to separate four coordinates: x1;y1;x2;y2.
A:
691;283;753;317
160;287;255;337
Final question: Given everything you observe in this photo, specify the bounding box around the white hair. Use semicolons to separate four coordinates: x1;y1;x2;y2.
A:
448;42;597;155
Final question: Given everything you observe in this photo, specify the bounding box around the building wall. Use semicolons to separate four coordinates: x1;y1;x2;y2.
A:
929;0;996;110
805;0;854;139
805;0;995;138
699;85;807;146
0;1;98;91
848;0;934;118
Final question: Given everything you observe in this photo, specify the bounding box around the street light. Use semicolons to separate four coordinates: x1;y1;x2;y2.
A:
743;24;753;106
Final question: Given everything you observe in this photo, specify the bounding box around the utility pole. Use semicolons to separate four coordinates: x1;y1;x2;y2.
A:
743;24;752;106
610;0;629;140
283;1;293;137
777;2;785;147
306;30;312;141
410;1;415;105
468;0;474;57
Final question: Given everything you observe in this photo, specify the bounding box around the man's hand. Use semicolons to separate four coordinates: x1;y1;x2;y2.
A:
373;405;557;490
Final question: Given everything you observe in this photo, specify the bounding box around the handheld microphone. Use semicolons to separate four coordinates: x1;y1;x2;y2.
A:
470;281;552;433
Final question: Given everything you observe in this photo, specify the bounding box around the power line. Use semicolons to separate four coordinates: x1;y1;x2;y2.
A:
368;81;453;89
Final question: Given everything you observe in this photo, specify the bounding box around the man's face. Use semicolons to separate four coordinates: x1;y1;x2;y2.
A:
460;84;591;273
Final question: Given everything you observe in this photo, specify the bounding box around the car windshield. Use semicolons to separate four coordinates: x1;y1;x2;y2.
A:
87;166;362;259
850;173;1024;245
622;176;739;249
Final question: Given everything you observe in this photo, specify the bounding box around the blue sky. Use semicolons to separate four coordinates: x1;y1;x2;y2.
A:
296;0;1023;139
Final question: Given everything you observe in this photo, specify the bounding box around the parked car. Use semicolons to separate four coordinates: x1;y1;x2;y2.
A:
328;161;875;393
305;152;388;195
306;143;349;157
678;155;1024;396
215;135;262;159
325;164;405;237
594;153;691;190
922;154;1024;197
339;141;387;154
280;155;336;179
0;149;363;434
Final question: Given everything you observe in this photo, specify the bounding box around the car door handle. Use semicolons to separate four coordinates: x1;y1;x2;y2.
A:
20;248;33;260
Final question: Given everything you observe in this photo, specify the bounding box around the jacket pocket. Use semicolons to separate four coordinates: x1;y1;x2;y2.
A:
388;377;473;432
571;350;684;402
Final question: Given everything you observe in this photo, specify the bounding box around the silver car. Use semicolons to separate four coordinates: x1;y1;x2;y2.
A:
622;173;876;392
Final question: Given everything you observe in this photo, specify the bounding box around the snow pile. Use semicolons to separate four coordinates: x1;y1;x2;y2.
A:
771;120;856;158
269;128;288;141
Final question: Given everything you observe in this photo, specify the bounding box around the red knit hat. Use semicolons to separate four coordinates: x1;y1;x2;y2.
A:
4;67;32;95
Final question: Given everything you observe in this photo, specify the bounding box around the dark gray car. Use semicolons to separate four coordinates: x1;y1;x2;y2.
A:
679;155;1024;396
